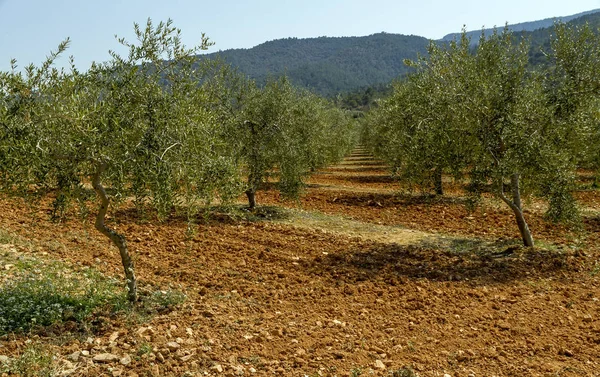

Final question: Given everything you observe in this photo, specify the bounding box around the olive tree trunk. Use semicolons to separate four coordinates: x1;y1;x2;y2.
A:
245;188;256;210
245;169;259;210
92;162;137;302
434;167;444;196
245;120;260;211
498;173;534;247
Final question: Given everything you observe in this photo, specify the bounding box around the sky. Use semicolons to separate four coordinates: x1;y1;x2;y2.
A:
1;0;599;71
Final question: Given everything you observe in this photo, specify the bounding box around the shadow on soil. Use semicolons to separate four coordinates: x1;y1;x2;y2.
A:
339;175;399;185
325;167;390;173
114;204;292;226
584;216;600;232
327;191;469;208
308;238;575;285
337;161;387;166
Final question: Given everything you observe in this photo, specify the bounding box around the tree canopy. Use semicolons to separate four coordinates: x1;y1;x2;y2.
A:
364;23;600;247
0;19;358;302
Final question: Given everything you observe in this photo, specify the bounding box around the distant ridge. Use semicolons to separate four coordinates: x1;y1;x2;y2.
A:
198;8;600;97
441;8;600;44
200;33;430;96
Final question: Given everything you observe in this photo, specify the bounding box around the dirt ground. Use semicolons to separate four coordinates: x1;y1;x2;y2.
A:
1;148;600;377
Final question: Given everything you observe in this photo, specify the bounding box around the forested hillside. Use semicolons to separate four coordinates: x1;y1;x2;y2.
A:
199;9;600;98
200;33;430;96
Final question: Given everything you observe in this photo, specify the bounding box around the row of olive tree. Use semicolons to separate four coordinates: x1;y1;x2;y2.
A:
0;19;358;302
202;69;358;209
363;23;600;247
233;77;356;209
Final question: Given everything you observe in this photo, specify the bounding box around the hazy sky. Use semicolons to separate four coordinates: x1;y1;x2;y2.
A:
1;0;599;71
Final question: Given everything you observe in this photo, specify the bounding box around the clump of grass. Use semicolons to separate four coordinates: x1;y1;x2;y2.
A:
0;258;127;335
0;344;57;377
137;342;153;356
139;289;186;314
1;248;188;335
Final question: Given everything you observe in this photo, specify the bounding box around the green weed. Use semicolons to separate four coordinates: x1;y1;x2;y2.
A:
0;258;127;335
0;344;57;377
137;343;153;356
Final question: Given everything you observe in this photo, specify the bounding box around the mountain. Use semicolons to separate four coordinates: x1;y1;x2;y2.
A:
200;33;430;97
442;8;600;44
199;9;600;97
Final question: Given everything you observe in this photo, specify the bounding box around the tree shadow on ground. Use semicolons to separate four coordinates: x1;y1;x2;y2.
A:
307;238;576;285
584;216;600;232
340;175;399;184
337;161;387;166
114;204;291;227
326;191;469;208
325;167;389;173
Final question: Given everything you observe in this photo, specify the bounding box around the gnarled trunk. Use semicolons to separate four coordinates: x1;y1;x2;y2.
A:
92;162;137;302
245;188;256;210
498;173;534;247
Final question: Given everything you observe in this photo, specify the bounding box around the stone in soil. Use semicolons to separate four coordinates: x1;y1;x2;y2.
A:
93;353;120;363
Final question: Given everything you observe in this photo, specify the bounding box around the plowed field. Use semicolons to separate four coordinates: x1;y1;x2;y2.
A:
1;148;599;377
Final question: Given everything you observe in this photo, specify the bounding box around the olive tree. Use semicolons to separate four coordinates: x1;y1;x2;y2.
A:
538;22;600;222
361;81;412;173
0;41;71;200
449;28;587;247
2;20;239;302
191;61;357;210
366;28;585;247
460;30;539;246
225;76;355;209
364;36;473;196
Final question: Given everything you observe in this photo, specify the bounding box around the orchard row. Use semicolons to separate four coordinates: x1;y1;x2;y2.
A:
363;23;600;247
0;19;359;301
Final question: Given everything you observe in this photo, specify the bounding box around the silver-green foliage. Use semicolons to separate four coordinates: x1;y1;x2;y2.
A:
0;41;71;199
363;36;473;194
1;18;358;301
364;24;600;246
541;22;600;223
0;19;242;301
224;76;357;208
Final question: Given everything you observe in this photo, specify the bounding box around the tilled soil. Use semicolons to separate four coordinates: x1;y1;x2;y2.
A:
1;150;600;377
